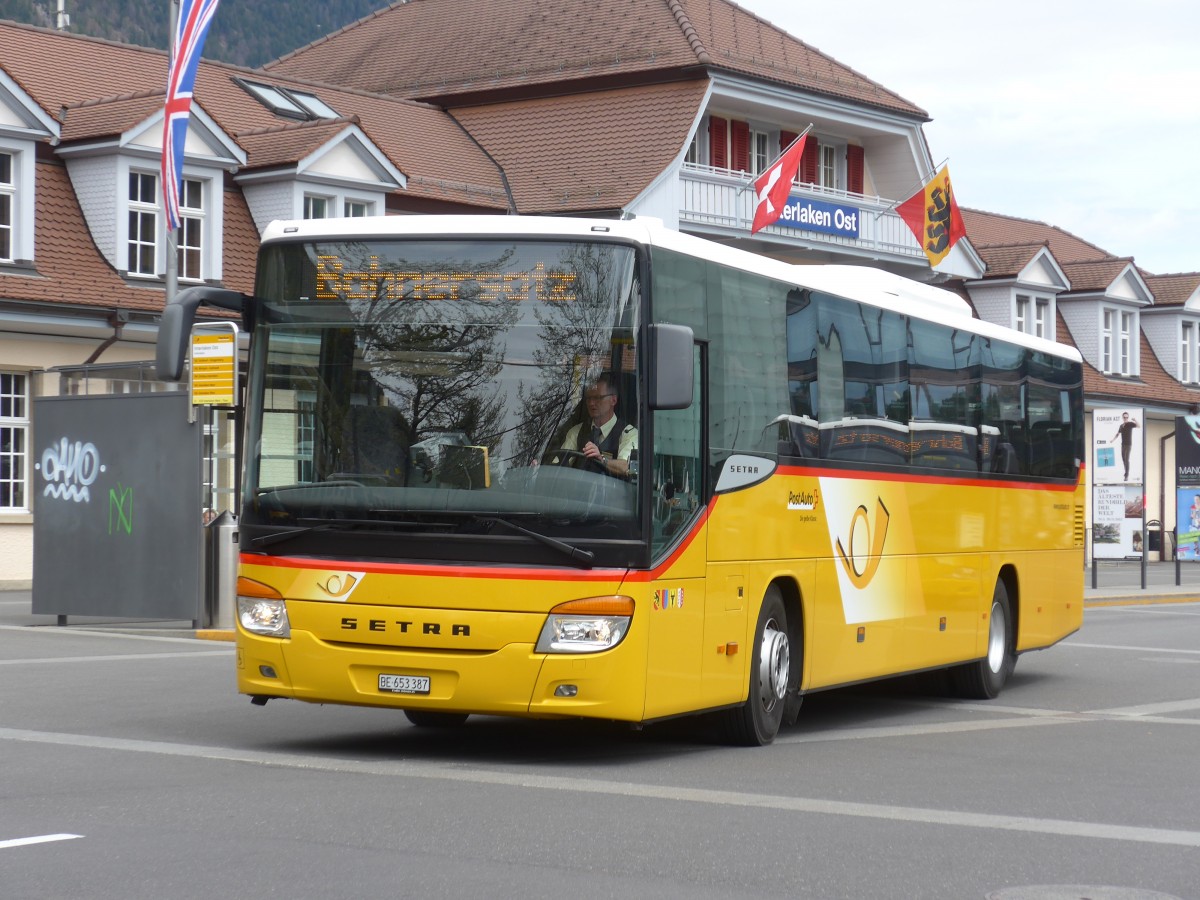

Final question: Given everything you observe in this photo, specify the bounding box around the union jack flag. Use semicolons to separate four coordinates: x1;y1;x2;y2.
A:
161;0;220;231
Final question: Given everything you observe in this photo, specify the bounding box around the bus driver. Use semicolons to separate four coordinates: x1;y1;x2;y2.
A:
556;373;637;478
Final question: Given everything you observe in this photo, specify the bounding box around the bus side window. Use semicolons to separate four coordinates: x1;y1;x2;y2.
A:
652;346;702;557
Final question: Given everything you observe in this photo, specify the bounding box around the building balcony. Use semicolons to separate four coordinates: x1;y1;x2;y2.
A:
678;163;928;266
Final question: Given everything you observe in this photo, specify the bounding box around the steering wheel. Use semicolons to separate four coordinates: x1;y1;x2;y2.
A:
552;449;607;473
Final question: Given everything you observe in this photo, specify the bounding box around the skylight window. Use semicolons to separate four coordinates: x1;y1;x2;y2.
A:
238;79;339;121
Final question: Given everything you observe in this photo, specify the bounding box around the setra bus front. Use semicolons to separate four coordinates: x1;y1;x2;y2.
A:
228;218;697;728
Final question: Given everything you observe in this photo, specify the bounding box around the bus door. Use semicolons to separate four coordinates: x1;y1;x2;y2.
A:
644;344;710;719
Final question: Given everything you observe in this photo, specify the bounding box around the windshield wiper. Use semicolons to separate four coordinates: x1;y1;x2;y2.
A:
249;517;433;549
249;520;359;548
474;516;595;567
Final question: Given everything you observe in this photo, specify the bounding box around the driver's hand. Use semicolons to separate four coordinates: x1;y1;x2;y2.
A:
582;441;601;459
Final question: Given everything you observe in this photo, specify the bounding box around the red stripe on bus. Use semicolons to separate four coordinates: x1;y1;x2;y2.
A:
773;464;1082;492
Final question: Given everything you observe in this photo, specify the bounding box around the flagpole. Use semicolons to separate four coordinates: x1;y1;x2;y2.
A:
736;123;813;195
164;0;179;307
873;156;949;219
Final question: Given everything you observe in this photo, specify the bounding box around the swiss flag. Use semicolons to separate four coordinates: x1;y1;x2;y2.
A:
751;134;807;235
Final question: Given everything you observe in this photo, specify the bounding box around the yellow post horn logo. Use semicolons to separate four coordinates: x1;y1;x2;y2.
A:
835;498;890;589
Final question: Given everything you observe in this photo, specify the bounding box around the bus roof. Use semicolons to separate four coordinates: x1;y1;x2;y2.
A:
260;214;1082;364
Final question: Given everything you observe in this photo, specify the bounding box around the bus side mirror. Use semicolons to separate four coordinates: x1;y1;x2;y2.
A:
648;323;693;410
155;287;247;381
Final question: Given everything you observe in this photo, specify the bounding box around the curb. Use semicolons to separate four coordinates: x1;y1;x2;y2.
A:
194;629;236;642
1083;595;1200;608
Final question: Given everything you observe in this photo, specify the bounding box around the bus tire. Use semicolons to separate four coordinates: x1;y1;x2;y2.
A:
950;579;1015;699
722;585;790;746
404;710;469;728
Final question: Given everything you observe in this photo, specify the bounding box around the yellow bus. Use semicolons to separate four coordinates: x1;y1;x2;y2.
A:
159;215;1085;745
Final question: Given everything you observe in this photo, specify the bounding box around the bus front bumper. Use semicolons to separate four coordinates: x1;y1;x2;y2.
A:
235;629;648;722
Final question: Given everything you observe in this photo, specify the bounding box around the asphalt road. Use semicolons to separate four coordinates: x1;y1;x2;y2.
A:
1;597;1198;900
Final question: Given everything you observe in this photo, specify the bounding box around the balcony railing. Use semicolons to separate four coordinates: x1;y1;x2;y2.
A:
679;163;927;263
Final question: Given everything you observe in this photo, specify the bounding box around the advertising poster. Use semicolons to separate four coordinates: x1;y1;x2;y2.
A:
1177;488;1200;560
1093;485;1144;559
1092;407;1143;485
1176;415;1200;485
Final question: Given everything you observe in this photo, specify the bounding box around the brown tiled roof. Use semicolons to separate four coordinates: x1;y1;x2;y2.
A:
974;242;1048;278
0;22;507;209
60;92;167;142
268;0;926;118
236;118;363;170
452;80;709;213
1143;273;1200;308
962;208;1113;264
1059;258;1138;294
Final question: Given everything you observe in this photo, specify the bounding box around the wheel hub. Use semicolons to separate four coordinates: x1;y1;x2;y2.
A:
758;619;790;709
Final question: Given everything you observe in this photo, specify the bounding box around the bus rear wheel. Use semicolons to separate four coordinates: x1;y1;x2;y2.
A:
722;586;791;746
404;710;469;728
950;580;1016;699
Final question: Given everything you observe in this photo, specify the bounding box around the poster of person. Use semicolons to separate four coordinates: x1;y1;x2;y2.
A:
1092;485;1144;559
1176;488;1200;561
1092;407;1143;485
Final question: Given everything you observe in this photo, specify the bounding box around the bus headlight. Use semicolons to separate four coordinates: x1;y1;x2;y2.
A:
237;577;291;638
536;596;633;653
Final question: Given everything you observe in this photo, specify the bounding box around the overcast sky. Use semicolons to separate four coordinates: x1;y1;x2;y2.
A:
739;0;1199;275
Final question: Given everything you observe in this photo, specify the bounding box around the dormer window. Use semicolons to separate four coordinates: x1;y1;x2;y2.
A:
1015;293;1052;340
303;194;330;219
1101;306;1137;376
238;79;339;120
0;151;12;262
127;170;158;276
1183;322;1195;383
178;178;205;281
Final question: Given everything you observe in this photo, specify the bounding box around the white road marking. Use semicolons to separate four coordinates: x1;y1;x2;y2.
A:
1088;697;1200;717
0;650;230;665
1;726;1198;848
0;625;209;645
779;714;1085;744
1064;641;1200;655
0;833;83;850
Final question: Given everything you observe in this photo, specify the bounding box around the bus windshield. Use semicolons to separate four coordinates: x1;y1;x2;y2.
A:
242;238;643;560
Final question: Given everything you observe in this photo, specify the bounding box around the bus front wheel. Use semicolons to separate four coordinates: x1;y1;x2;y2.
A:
950;580;1016;699
722;586;791;746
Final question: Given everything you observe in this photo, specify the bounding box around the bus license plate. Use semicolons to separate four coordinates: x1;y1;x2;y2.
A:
378;674;431;695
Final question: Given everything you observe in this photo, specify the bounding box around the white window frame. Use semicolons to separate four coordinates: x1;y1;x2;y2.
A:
1119;311;1133;375
1035;298;1050;339
1101;306;1137;376
1101;308;1114;372
126;169;158;277
818;143;838;189
1015;294;1029;334
0;142;36;264
343;198;373;218
1182;321;1194;383
750;130;770;176
0;371;30;513
303;193;331;219
177;177;206;282
0;150;13;263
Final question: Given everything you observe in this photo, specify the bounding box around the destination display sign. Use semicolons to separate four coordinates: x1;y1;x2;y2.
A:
315;256;580;303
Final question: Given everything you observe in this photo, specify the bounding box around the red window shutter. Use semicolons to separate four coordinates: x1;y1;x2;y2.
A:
780;131;798;151
800;138;819;184
731;120;750;172
709;116;728;169
847;145;864;194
